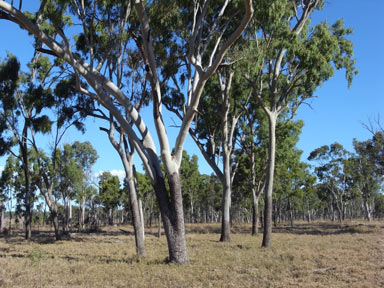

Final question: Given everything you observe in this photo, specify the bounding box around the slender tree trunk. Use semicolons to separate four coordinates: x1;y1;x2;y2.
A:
80;196;86;230
23;168;33;239
68;199;72;232
0;203;4;233
8;191;12;235
220;146;232;242
190;195;194;224
250;151;262;236
126;165;146;257
21;123;32;240
108;208;113;225
157;213;161;238
289;200;294;228
252;193;259;236
262;113;277;248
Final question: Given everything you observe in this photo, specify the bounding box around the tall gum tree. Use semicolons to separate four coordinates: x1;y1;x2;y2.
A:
0;0;253;264
0;54;56;239
179;68;250;242
243;0;357;247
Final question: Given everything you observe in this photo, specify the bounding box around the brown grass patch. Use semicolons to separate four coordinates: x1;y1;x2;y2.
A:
0;220;382;287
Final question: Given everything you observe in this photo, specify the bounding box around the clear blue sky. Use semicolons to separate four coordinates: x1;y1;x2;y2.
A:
0;0;383;178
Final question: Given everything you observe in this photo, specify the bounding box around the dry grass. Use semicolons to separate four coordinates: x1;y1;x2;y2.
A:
0;220;383;287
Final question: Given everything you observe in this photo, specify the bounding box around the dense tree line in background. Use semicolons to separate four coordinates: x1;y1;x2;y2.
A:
0;0;382;265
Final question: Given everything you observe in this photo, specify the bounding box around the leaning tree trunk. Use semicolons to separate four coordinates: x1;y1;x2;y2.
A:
138;194;145;240
42;190;61;241
153;172;189;264
126;165;146;257
262;113;277;248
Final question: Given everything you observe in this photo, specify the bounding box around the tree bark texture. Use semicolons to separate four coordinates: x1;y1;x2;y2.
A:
262;114;277;248
220;148;232;242
252;194;259;235
153;173;189;264
0;202;4;233
126;168;146;257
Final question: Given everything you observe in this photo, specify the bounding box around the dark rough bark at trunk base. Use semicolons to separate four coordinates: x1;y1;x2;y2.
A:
252;202;259;236
25;209;32;240
220;220;231;242
0;203;4;233
154;173;189;264
262;193;272;248
130;193;146;257
52;211;61;241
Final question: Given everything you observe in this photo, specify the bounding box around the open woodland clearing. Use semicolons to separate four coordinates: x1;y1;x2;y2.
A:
0;221;383;288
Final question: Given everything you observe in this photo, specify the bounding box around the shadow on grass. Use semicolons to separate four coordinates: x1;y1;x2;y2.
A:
0;230;59;245
1;221;378;246
185;221;379;236
271;222;377;236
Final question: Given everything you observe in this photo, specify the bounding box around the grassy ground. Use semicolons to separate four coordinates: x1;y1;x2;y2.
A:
0;220;383;287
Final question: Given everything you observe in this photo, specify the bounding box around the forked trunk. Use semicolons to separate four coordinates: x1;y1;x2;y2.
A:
43;192;61;241
364;200;373;221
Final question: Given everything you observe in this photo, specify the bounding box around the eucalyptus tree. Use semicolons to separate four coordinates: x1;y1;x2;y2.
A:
0;0;252;263
57;144;84;232
243;0;357;247
0;156;16;233
236;103;268;235
97;171;122;225
57;28;147;254
0;54;56;239
308;143;351;222
71;141;98;230
0;155;25;234
351;134;384;221
180;151;201;223
273;119;305;225
174;66;251;241
136;171;156;227
100;119;147;256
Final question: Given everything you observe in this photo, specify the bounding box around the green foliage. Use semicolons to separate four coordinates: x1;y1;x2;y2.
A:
245;0;357;116
57;144;85;199
98;172;122;211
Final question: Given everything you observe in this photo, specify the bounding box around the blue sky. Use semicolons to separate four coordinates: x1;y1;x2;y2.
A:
0;0;383;178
